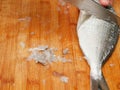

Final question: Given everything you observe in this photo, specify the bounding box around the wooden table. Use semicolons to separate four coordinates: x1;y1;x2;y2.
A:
0;0;120;90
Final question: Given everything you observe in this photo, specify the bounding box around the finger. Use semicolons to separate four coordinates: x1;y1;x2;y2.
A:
99;0;113;7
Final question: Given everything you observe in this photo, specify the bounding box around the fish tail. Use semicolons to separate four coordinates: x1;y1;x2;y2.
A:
91;77;99;90
90;74;109;90
98;74;109;90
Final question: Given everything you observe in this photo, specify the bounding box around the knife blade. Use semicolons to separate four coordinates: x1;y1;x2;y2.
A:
64;0;120;27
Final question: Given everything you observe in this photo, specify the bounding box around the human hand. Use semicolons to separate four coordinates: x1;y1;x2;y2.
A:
99;0;113;6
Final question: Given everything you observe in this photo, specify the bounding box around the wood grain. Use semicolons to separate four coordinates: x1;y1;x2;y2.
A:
0;0;120;90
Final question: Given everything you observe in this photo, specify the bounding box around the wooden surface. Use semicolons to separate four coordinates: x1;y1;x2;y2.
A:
0;0;120;90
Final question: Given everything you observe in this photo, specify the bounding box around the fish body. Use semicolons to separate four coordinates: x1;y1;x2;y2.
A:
77;10;119;90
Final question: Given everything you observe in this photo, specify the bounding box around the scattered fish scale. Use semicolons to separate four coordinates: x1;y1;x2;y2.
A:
63;48;69;55
60;76;69;83
18;17;31;22
20;42;25;48
52;71;69;83
58;0;66;6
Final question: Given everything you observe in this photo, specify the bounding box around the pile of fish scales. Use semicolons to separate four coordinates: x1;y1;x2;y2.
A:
28;46;56;65
28;46;71;65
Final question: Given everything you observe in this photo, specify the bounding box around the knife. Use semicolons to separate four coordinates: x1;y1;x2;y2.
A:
64;0;120;27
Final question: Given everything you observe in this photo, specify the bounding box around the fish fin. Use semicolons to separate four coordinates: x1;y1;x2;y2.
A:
90;74;109;90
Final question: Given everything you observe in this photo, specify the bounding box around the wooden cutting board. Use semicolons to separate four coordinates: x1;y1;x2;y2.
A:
0;0;120;90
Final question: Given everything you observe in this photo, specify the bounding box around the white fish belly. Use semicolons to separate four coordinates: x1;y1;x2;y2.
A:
77;11;119;79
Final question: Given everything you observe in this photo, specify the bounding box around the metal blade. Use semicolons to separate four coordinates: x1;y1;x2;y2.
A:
64;0;120;27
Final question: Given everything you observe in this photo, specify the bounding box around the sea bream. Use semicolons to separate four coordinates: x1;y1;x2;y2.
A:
77;6;119;90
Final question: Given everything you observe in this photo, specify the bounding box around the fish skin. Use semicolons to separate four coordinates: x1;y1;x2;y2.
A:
77;10;119;90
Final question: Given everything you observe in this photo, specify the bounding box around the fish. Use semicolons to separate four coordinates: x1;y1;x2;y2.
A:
77;9;119;90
